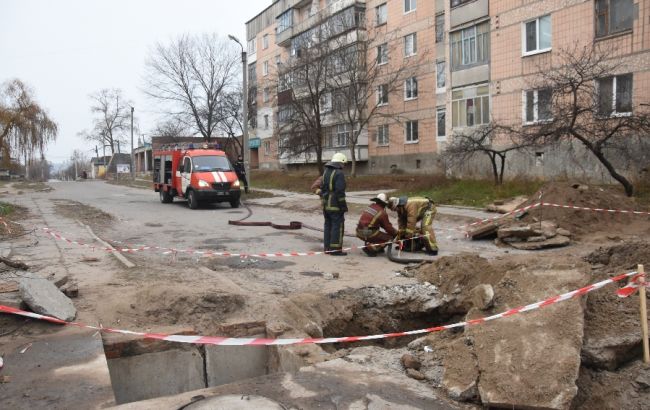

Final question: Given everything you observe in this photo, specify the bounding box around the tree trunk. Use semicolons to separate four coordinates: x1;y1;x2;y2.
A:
350;143;357;178
591;148;634;196
498;153;506;185
488;153;499;185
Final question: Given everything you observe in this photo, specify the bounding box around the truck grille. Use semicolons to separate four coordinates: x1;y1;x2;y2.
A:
211;182;230;190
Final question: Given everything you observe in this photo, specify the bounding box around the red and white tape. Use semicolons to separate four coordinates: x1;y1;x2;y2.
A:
0;270;637;346
541;203;650;216
617;273;647;297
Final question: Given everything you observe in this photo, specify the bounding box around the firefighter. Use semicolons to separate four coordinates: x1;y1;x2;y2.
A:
318;153;348;256
388;196;438;255
356;193;397;257
233;155;249;193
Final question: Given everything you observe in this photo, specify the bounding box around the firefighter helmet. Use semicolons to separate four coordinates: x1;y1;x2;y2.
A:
372;193;388;205
331;152;347;164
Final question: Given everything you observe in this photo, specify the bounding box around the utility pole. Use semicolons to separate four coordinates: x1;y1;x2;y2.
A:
228;34;250;189
130;106;135;180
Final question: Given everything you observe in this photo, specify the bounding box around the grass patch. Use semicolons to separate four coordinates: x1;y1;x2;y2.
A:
251;170;543;207
401;179;545;208
0;201;15;217
106;178;153;190
10;181;50;191
242;189;277;200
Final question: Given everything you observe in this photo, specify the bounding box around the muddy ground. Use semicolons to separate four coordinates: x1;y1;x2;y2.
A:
1;180;650;409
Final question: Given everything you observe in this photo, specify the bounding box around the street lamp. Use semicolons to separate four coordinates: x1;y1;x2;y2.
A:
130;105;135;180
228;34;250;189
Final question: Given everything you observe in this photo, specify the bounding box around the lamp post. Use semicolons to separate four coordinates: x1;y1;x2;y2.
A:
130;106;135;179
228;34;250;188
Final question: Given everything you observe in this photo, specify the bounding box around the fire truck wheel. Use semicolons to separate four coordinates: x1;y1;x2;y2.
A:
230;199;240;208
187;190;199;209
160;189;173;204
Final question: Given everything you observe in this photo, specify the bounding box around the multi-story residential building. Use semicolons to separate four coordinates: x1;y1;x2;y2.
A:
246;0;650;179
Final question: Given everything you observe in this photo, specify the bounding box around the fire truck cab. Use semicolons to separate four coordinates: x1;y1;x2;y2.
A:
153;143;241;209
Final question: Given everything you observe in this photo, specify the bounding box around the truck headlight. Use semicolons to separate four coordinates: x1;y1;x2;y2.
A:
233;179;240;187
198;179;210;187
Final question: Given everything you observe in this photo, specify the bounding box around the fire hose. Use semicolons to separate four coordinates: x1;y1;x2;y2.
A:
229;200;433;263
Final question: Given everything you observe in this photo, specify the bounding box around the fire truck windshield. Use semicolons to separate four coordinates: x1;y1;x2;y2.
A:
192;155;232;172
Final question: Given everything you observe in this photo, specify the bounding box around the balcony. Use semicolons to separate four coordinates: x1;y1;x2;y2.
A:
276;0;365;47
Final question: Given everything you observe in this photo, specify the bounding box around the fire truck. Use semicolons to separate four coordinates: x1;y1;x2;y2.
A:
153;143;241;209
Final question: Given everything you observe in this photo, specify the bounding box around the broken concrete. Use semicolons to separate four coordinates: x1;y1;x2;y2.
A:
468;284;494;311
19;277;76;321
401;353;421;370
469;268;589;409
441;338;479;402
467;222;499;240
509;234;570;250
486;196;528;214
497;225;541;239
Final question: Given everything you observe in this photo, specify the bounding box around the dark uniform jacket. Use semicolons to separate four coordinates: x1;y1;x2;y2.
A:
233;160;246;178
320;163;347;213
357;203;397;237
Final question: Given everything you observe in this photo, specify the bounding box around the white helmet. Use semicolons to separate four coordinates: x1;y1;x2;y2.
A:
372;193;388;205
331;152;347;164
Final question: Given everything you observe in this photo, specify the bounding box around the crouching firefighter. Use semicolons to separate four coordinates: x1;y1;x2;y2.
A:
356;193;397;256
388;196;439;255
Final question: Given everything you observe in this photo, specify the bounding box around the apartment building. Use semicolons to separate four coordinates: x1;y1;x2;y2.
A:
246;0;650;178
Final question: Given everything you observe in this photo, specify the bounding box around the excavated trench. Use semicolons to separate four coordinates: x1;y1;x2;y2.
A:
101;283;460;405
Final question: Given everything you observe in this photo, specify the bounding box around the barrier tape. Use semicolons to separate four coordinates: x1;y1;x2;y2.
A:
0;270;637;346
2;200;648;260
617;273;647;298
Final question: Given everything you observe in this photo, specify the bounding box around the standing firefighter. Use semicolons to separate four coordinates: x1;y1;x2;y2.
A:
233;155;249;193
316;153;348;256
356;193;397;256
388;196;438;255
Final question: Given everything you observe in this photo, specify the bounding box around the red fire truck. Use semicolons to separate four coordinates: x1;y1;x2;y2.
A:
153;144;241;209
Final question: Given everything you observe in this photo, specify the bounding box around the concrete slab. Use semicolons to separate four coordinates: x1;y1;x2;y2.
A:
107;348;205;405
19;277;76;321
205;345;268;387
0;327;114;409
113;356;463;409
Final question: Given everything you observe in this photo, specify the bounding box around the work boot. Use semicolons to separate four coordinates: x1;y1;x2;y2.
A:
426;249;439;256
362;247;378;257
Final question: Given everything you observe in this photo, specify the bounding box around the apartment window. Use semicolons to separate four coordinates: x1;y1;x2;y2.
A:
404;77;418;100
450;21;490;70
598;73;633;116
320;93;332;113
405;120;419;143
264;140;271;155
435;14;445;43
377;124;389;146
596;0;633;38
451;84;490;128
436;61;446;91
263;34;269;49
264;115;270;129
247;39;256;54
329;124;350;148
523;15;551;55
404;33;417;57
404;0;416;13
278;106;293;123
277;9;293;33
523;89;552;124
263;87;270;103
376;3;387;25
437;108;446;140
377;43;388;64
377;84;389;105
263;61;269;76
275;55;281;66
451;0;473;7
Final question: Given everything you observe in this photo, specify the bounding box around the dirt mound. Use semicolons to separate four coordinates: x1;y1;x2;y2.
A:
518;182;647;239
585;241;650;271
414;253;503;295
574;361;650;409
138;287;246;332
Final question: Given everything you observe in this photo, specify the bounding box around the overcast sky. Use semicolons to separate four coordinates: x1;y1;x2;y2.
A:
0;0;268;164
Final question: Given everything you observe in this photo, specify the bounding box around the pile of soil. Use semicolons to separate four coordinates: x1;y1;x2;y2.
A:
414;253;504;295
517;182;648;239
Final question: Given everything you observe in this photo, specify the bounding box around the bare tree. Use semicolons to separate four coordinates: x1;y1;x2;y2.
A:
326;32;426;176
0;79;57;171
520;45;650;196
216;89;244;158
86;88;133;155
444;123;534;185
151;119;191;139
144;33;239;142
